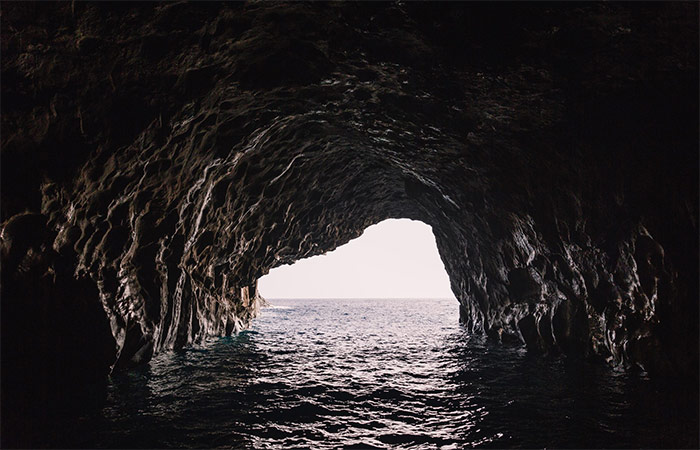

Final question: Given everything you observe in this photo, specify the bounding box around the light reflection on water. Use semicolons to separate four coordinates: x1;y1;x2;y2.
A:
48;298;697;448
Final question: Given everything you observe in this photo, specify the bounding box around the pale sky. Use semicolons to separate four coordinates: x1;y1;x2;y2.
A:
258;218;455;299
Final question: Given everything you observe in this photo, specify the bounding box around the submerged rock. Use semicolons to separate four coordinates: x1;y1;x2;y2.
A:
1;1;697;391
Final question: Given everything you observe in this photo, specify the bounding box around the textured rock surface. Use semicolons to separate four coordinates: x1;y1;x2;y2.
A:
1;1;697;391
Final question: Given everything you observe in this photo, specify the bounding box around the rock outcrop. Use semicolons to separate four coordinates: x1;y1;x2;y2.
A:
2;2;697;392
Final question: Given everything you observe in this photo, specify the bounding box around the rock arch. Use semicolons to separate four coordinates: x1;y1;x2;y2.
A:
1;3;697;383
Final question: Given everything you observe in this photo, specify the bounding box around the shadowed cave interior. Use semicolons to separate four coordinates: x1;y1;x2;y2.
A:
1;2;698;446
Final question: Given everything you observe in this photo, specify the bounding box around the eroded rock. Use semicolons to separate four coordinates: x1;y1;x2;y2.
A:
1;3;697;385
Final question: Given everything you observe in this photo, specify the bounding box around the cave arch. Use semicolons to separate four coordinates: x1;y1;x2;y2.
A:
12;95;694;379
1;2;697;385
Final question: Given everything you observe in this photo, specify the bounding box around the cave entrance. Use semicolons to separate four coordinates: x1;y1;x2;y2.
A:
258;218;455;300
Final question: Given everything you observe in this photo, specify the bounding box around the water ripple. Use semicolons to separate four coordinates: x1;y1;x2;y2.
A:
43;298;698;448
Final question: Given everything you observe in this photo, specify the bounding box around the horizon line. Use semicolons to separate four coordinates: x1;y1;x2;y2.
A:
261;297;457;300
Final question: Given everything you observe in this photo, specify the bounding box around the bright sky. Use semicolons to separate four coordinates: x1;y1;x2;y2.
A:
258;218;455;299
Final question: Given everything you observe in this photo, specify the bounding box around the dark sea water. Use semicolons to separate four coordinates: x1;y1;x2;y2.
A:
43;298;697;449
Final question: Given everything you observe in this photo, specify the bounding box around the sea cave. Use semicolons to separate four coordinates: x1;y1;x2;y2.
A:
1;2;698;448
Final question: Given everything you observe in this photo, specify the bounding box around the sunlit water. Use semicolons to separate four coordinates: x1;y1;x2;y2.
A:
44;298;697;448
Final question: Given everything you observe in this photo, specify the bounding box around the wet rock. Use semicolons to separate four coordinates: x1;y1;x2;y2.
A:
0;1;697;390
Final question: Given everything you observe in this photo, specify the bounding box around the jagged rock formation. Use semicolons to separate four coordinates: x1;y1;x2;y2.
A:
2;1;697;395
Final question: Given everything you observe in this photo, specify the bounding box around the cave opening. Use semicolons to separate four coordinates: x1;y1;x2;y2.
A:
1;1;698;448
258;218;456;300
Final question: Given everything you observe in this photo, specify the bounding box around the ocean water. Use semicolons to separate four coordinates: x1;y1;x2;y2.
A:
41;298;697;448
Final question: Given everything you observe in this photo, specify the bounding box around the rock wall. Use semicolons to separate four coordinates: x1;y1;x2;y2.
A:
1;2;697;386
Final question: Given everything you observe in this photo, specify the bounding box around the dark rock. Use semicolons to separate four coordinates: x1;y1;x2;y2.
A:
0;2;697;421
507;267;541;302
1;213;116;447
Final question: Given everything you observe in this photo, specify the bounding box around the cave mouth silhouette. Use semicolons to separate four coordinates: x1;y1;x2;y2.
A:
0;4;697;419
258;218;456;300
1;2;698;448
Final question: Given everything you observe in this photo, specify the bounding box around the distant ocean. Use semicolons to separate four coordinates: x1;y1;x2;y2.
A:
39;298;698;448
